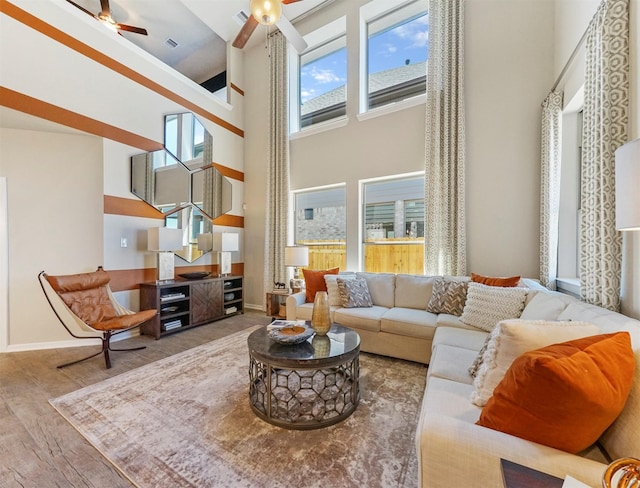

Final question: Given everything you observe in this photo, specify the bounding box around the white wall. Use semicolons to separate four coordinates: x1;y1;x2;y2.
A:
243;0;555;308
0;128;103;346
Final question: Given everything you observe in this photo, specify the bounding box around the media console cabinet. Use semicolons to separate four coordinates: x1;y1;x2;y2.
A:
139;275;243;339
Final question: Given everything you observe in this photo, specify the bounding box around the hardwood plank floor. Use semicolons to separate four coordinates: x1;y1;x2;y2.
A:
0;311;272;488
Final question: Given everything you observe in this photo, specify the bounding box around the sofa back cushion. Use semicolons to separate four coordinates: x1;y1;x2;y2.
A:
557;301;640;460
356;272;396;308
394;274;436;310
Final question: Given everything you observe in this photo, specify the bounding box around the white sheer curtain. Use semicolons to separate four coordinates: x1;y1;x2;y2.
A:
580;0;629;311
263;33;290;297
539;90;563;290
424;0;466;276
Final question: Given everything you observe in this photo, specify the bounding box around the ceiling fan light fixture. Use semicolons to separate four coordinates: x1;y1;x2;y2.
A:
250;0;282;26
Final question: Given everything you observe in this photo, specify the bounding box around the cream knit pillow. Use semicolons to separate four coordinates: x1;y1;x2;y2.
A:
460;283;528;332
470;319;599;406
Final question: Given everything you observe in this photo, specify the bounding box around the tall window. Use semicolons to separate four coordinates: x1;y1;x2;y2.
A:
364;0;428;112
300;36;347;128
294;186;347;270
362;174;424;274
290;18;347;133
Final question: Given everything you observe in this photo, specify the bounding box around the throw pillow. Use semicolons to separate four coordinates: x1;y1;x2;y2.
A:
302;268;339;303
468;335;491;378
324;273;356;307
519;292;569;320
471;273;521;287
460;283;528;332
476;332;635;454
426;278;468;316
337;278;373;308
470;319;599;406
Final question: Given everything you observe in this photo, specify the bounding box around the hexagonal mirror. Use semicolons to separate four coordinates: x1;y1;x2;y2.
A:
165;206;212;263
131;149;190;215
191;164;233;222
164;112;213;168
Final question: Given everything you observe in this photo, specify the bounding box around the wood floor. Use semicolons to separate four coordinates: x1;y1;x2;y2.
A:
0;311;273;488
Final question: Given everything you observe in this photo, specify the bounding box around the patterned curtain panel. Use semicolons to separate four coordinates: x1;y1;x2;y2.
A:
580;0;629;311
264;33;290;299
539;90;564;290
424;0;466;276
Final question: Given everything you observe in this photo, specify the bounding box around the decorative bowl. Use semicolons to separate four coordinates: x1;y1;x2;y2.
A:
178;272;211;280
268;323;315;345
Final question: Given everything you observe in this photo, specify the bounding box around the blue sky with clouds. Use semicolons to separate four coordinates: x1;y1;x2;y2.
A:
300;13;429;104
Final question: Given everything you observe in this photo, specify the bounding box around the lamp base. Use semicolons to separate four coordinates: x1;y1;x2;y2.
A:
157;251;175;282
218;251;232;276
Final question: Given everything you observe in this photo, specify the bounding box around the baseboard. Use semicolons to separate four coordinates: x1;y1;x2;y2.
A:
244;303;264;312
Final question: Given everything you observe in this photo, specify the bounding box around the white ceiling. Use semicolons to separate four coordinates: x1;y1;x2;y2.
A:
68;0;333;83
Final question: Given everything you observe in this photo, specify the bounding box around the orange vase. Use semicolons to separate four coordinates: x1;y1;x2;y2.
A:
311;291;331;335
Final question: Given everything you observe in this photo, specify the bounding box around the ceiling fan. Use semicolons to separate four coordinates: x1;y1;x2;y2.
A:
233;0;308;53
66;0;148;36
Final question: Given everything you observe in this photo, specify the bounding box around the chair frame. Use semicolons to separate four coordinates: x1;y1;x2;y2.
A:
38;268;150;369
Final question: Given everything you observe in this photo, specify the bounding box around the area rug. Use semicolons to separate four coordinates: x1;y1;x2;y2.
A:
50;326;427;488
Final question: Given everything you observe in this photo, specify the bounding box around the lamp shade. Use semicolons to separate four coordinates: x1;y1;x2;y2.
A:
615;138;640;231
148;227;183;251
212;232;239;252
284;246;309;267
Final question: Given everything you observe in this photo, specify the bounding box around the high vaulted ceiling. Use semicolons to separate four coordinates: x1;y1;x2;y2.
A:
67;0;334;83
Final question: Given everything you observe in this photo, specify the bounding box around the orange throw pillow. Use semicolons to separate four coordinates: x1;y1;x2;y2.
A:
302;268;339;303
476;332;634;454
471;273;521;287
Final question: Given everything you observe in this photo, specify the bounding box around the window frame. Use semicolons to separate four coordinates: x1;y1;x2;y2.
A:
359;0;428;116
289;17;347;136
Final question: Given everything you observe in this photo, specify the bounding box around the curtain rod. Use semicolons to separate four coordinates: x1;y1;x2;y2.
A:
551;25;590;92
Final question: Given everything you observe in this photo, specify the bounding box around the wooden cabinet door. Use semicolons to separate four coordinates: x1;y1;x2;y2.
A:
190;280;222;325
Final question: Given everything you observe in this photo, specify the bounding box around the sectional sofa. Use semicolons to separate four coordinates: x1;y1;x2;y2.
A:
285;272;640;487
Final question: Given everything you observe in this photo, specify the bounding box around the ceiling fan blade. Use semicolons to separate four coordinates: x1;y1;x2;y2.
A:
276;15;308;53
116;23;148;35
65;0;98;19
99;0;110;18
232;15;259;49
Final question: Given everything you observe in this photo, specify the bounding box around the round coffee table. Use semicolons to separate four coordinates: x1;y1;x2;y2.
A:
247;323;360;430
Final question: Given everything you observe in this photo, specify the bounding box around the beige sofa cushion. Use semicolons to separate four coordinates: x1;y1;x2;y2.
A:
428;344;479;384
380;307;438;339
394;274;436;310
520;291;570;320
333;305;388;332
432;326;488;352
356;272;396;308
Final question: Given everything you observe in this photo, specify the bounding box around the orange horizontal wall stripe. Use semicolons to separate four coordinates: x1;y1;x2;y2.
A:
213;163;244;182
105;195;245;228
1;0;244;138
1;87;162;151
104;195;164;219
230;83;245;97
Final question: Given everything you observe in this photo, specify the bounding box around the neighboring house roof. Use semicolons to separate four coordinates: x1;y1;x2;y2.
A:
301;61;427;116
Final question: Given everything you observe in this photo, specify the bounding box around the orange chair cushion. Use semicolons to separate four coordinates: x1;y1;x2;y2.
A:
471;273;521;287
476;332;635;453
46;269;111;292
92;309;158;331
302;268;339;303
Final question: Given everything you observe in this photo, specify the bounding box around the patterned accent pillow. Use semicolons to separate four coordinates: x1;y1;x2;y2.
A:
324;274;356;307
460;283;528;332
337;278;373;308
468;335;491;378
426;278;468;316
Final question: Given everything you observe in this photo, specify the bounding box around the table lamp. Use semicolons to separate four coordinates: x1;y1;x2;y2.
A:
285;246;309;292
615;138;640;231
148;227;183;282
213;232;239;276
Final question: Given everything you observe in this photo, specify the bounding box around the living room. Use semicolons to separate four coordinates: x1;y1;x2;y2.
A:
0;0;639;484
